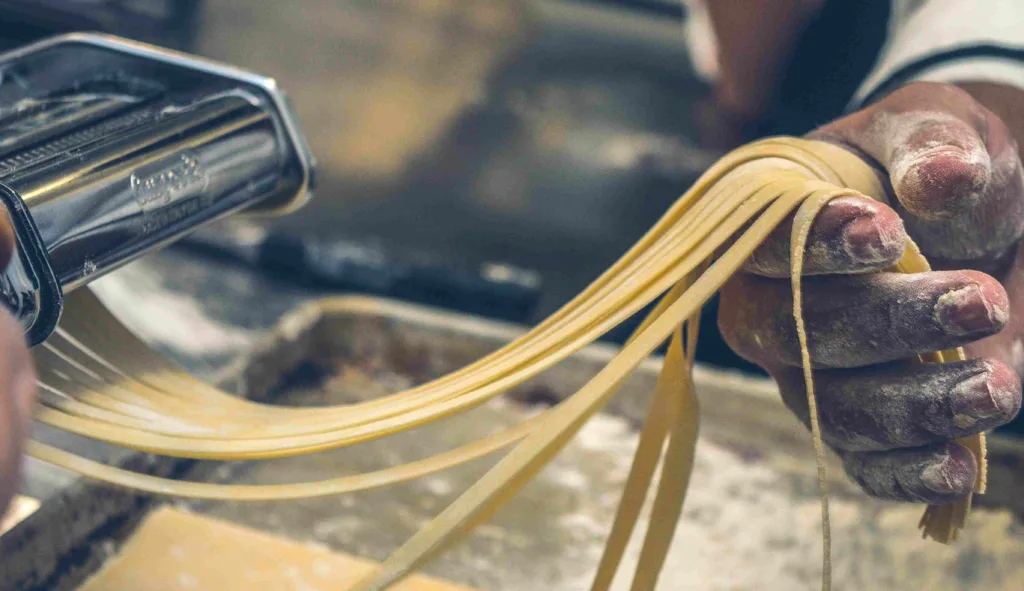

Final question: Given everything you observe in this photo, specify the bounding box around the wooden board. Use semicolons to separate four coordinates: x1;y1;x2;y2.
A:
76;506;474;591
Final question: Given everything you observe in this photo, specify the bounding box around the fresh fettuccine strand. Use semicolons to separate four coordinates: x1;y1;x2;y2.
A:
624;322;700;591
25;137;985;591
790;189;849;591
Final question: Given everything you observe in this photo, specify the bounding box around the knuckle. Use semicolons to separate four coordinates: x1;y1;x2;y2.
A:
718;275;798;366
774;374;811;426
717;281;765;364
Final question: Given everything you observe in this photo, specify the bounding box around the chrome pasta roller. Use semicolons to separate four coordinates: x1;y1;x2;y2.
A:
0;33;314;345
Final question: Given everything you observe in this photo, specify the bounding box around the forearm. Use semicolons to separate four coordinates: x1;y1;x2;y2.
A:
704;0;822;121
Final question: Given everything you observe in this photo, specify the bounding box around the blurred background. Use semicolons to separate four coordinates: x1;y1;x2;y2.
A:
0;0;890;374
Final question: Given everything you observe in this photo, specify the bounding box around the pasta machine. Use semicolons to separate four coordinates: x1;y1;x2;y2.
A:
0;33;314;345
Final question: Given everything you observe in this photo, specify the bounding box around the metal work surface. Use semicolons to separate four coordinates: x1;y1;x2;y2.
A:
0;251;308;591
2;250;1023;590
185;297;1024;591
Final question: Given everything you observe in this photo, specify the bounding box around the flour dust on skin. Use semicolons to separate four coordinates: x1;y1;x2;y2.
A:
864;107;1024;263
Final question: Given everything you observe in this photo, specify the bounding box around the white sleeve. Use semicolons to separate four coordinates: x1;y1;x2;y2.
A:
680;0;718;82
851;0;1024;108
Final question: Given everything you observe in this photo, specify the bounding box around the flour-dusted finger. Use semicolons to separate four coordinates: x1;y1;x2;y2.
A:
718;270;1009;369
771;360;1021;452
813;82;1024;265
841;442;978;504
742;195;906;278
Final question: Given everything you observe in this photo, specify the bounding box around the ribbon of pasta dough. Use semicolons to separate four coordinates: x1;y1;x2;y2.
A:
24;138;985;591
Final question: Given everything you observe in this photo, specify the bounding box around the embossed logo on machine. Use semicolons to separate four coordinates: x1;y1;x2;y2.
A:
130;151;210;232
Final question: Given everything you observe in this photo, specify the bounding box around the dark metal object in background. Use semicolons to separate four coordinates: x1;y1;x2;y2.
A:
179;224;542;323
568;0;685;20
0;0;202;50
0;34;313;344
192;1;717;324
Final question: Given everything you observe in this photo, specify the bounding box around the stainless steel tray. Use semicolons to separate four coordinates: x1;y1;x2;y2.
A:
207;296;1024;590
5;293;1024;590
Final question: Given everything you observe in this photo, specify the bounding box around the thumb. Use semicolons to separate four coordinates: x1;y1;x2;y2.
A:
811;82;1024;266
873;110;990;220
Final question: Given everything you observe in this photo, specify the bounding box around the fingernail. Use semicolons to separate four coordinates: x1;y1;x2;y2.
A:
840;211;902;265
934;284;1006;336
921;445;976;495
892;146;990;219
951;368;1007;429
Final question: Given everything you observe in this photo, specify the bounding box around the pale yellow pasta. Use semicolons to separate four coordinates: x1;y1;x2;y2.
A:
26;138;984;591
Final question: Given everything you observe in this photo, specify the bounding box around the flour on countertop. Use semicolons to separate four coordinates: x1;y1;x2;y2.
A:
88;264;255;358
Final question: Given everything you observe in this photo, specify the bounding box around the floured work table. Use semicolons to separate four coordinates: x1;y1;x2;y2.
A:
2;248;1024;591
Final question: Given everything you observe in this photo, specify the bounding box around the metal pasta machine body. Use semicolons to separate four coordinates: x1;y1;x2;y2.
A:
0;34;314;345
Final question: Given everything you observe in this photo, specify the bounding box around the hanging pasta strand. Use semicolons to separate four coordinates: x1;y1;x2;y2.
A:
590;285;691;591
23;138;985;591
